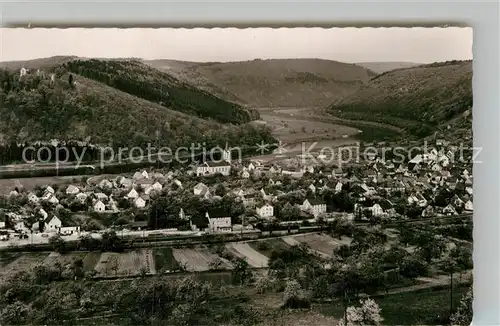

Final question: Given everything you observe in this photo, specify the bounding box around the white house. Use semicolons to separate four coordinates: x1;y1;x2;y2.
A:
47;195;59;205
300;198;327;217
66;185;80;195
335;182;343;193
256;203;274;219
443;204;458;216
464;200;473;211
38;208;48;220
465;187;473;196
206;211;232;233
196;161;231;176
134;197;146;208
45;216;62;232
28;192;39;204
93;200;106;212
20;67;28;77
44;186;55;194
308;184;316;194
193;183;209;196
126;188;139;199
241;170;250;179
76;193;88;204
133;171;149;180
173;179;183;189
369;204;384;217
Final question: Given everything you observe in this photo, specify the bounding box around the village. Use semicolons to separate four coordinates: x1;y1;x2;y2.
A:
0;137;473;246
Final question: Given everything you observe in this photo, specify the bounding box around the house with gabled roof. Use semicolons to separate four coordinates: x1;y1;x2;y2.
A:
93;200;106;212
45;215;62;232
442;204;457;216
256;203;274;219
66;185;80;195
300;198;327;218
206;209;232;233
464;200;473;212
126;188;139;199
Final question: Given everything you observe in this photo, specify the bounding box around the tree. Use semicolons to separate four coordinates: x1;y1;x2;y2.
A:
232;257;253;286
450;287;473;326
338;298;383;326
0;301;32;325
282;279;310;309
49;234;67;253
68;74;74;87
78;233;100;251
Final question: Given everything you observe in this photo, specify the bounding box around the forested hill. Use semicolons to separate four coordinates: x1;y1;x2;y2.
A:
0;66;275;155
327;60;472;138
146;58;377;108
62;59;259;124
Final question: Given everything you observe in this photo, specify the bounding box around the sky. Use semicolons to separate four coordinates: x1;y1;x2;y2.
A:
0;27;472;63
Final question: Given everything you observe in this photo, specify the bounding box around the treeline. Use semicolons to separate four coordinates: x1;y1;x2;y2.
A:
63;59;256;124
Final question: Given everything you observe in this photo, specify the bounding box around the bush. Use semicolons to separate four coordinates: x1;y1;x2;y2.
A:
282;279;311;309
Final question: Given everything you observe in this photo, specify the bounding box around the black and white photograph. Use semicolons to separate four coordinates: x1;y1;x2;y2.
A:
0;27;473;325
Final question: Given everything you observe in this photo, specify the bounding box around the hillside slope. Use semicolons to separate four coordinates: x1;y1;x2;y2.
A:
63;59;258;124
146;58;377;108
327;60;472;138
0;67;275;150
355;62;421;74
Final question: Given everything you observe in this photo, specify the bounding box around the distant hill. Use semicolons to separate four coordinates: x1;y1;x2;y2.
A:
355;62;421;74
327;60;473;138
0;59;275;153
146;58;377;108
0;56;77;71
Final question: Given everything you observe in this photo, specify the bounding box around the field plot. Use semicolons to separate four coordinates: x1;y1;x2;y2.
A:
42;251;87;267
0;252;48;276
153;247;179;273
0;175;85;196
225;242;269;268
172;247;231;272
290;233;351;258
94;249;155;278
248;238;291;258
82;251;102;272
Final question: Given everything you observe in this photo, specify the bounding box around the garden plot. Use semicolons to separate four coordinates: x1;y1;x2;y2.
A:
42;251;87;267
249;238;291;258
94;249;155;278
0;252;48;277
82;252;102;272
225;242;269;268
291;233;350;258
172;247;231;272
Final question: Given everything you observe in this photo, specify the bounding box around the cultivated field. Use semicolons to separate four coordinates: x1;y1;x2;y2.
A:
0;252;48;277
225;242;269;268
42;251;87;267
248;238;291;258
259;111;359;145
93;249;155;278
286;233;352;258
172;247;231;272
0;175;86;196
